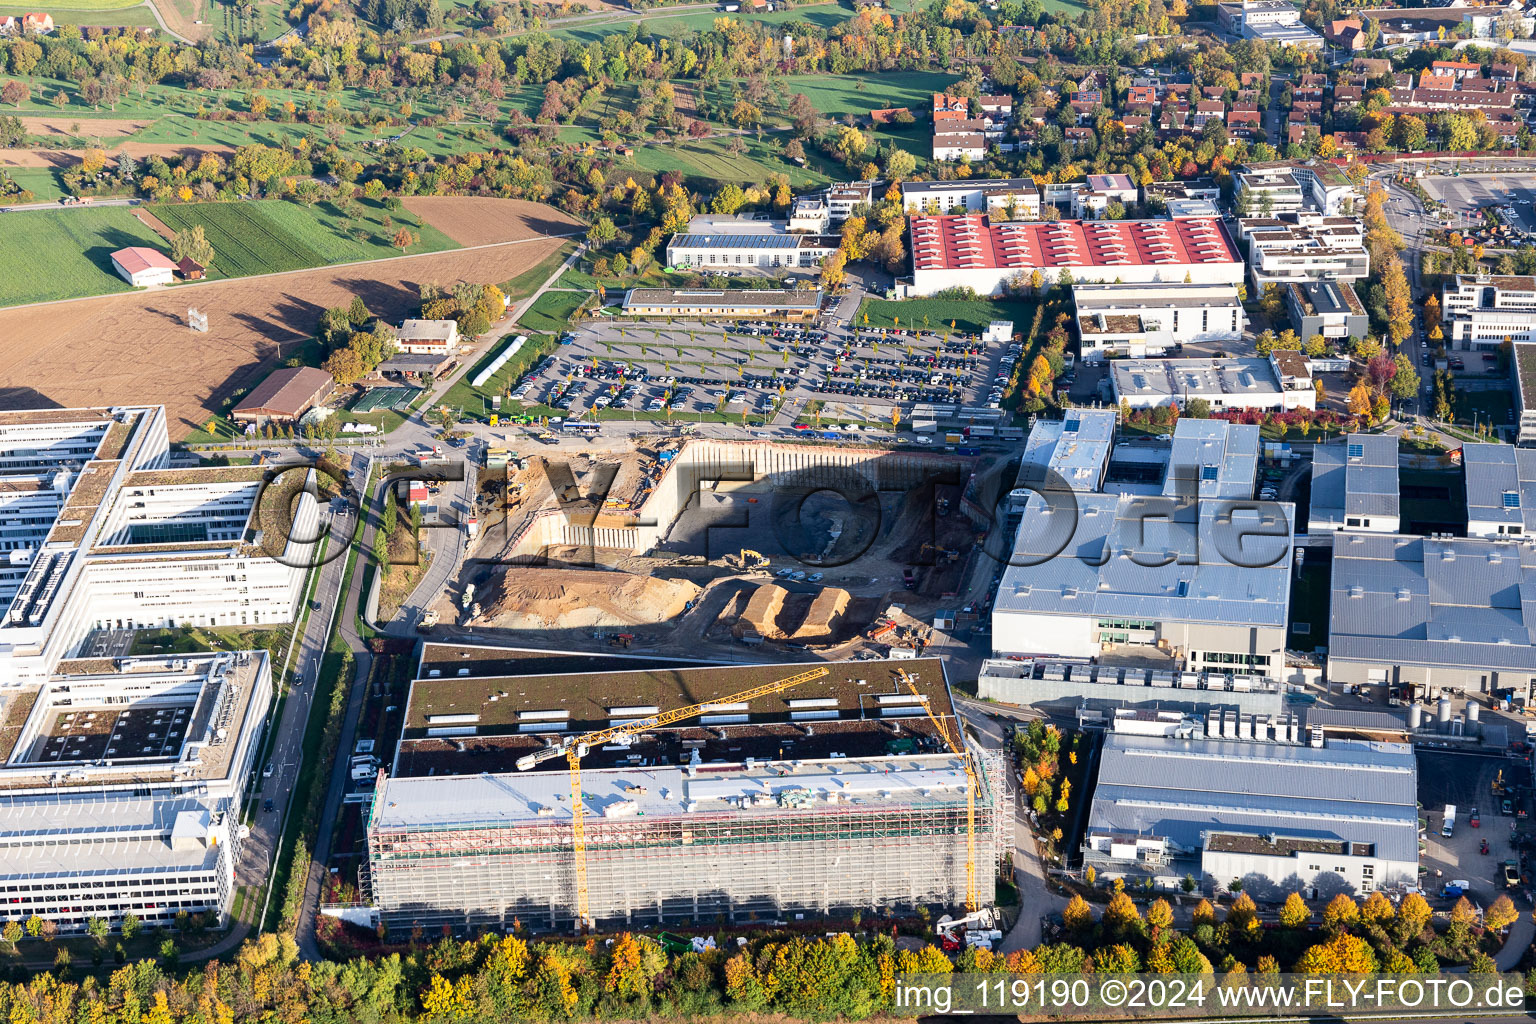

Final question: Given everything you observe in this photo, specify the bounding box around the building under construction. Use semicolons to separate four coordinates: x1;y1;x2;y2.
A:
365;646;1005;931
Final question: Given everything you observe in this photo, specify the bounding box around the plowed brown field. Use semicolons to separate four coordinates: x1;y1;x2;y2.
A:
404;196;581;247
0;199;581;438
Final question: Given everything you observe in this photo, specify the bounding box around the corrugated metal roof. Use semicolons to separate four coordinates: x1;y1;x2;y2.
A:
1088;733;1419;863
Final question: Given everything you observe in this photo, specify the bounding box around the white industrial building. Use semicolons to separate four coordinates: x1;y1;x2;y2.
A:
993;419;1294;672
1085;723;1419;895
1110;354;1316;412
1071;173;1140;219
907;215;1245;297
0;651;270;933
665;214;841;271
1440;274;1536;348
1072;282;1244;363
1308;433;1400;534
0;407;320;684
1327;532;1536;693
1217;0;1324;47
1462;443;1536;538
1009;410;1116;512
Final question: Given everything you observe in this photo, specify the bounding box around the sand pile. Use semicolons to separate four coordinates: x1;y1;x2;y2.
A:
740;584;789;638
731;582;853;641
797;588;851;642
471;567;701;630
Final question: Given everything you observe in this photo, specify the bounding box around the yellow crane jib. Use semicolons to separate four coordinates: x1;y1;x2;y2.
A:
903;675;979;914
514;665;832;928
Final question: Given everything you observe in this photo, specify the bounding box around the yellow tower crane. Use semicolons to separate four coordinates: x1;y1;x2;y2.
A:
903;674;979;913
515;665;832;928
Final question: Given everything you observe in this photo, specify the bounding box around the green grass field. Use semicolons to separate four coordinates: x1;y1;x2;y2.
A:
150;199;458;278
2;169;66;202
552;1;851;43
0;207;168;306
701;70;960;121
517;289;589;335
856;297;1038;335
439;334;556;418
0;0;157;28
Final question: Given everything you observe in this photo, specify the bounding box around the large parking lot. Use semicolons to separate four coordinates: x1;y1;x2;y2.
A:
503;316;1031;425
1418;172;1536;237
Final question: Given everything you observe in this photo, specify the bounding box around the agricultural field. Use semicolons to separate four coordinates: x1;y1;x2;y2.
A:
702;71;961;121
552;0;851;43
627;135;838;189
2;168;66;202
0;1;160;29
150;199;458;279
0;207;167;307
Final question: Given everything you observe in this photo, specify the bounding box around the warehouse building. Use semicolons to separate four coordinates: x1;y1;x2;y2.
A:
991;489;1294;669
907;215;1244;297
665;214;841;271
367;650;1005;931
1084;723;1419;895
621;288;822;320
1072;282;1244;363
1327;532;1536;693
0;651;270;933
1462;443;1536;538
1109;355;1315;412
109;247;177;288
0;407;319;684
1308;433;1400;534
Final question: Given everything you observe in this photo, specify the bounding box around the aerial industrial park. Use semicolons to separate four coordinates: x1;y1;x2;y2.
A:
12;0;1536;1016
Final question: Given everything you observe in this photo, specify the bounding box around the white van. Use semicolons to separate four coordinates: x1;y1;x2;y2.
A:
1442;804;1457;837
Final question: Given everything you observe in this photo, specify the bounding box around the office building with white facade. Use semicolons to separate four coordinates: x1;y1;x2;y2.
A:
1441;274;1536;349
0;650;270;933
1286;279;1370;341
899;178;1040;216
1308;433;1401;534
1236;163;1357;216
0;407;319;685
1241;216;1371;288
1009;410;1116;513
1073;282;1244;362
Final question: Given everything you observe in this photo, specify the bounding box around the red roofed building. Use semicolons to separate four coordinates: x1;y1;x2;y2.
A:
1432;59;1481;79
906;215;1244;296
109;247;177;288
933;92;969;123
19;12;52;33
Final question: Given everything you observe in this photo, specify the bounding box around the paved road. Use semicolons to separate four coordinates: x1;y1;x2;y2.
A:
235;456;364;933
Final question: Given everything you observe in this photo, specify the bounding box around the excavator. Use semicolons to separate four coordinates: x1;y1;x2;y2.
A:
723;548;771;572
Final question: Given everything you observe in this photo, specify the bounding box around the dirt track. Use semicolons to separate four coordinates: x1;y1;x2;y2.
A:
0;201;575;437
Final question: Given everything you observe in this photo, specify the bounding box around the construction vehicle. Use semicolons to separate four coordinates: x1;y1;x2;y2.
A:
515;666;832;928
902;672;979;912
608;633;635;648
1494;769;1507;797
868;620;898;642
724;548;770;572
937;909;1002;952
420;609;440;629
902;568;916;590
1505;859;1523;888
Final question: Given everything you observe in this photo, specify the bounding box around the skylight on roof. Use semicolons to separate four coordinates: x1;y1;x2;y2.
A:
1504;491;1522;509
1347;443;1364;459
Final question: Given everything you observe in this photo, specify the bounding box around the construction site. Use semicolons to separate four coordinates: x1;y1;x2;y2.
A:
432;438;1004;661
364;648;1006;932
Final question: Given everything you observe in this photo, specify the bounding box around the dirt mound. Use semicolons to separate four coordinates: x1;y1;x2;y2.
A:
798;588;850;642
739;583;788;638
471;567;700;630
730;581;853;642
